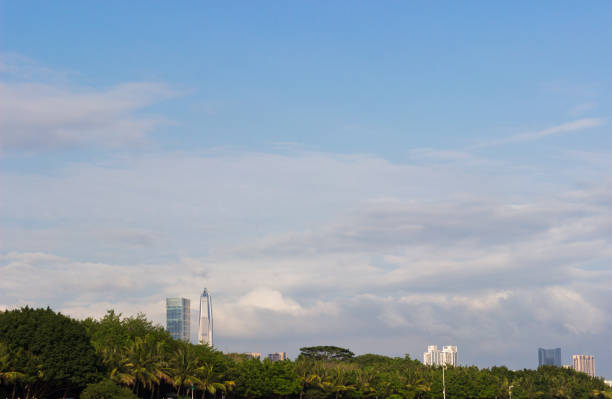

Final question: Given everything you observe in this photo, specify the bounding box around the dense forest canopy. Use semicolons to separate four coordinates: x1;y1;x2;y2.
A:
1;307;610;399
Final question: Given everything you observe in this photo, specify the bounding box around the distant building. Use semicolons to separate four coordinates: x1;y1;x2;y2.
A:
166;298;190;341
538;348;562;367
423;346;438;366
573;354;595;377
198;288;213;346
245;352;261;359
424;345;457;367
604;380;612;388
267;352;287;362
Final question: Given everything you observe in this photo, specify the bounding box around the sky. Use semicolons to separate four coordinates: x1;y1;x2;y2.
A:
1;1;612;377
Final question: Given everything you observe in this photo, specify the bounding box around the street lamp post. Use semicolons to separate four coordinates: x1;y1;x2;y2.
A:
509;385;514;399
443;364;447;399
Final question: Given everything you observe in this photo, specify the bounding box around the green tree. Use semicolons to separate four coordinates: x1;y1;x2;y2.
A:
265;360;300;399
318;366;355;399
121;334;169;398
0;307;101;398
299;347;355;362
80;379;139;399
295;360;323;399
166;343;202;396
196;363;226;399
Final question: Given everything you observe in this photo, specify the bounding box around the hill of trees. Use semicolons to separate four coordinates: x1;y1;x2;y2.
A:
1;307;610;399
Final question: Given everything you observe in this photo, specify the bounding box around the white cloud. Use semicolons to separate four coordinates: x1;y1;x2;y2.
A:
2;148;612;372
0;81;177;150
238;288;302;314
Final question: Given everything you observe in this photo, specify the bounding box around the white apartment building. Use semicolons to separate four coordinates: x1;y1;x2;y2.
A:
424;345;458;367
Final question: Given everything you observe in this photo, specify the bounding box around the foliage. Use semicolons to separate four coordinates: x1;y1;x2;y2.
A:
0;307;101;398
80;379;139;399
299;346;355;362
2;306;611;399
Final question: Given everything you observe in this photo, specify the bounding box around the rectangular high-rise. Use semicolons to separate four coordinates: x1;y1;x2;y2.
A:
166;297;190;341
573;355;595;377
198;288;213;346
538;348;561;367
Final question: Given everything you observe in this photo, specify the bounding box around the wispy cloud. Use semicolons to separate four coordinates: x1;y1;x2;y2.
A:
0;54;180;152
474;118;606;148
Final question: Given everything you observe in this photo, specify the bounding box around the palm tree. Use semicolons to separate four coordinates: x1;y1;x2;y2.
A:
405;370;431;399
357;368;378;398
196;363;226;399
372;379;393;399
549;375;570;399
295;360;322;399
517;376;544;399
0;343;25;399
166;344;202;397
121;335;169;398
318;366;355;399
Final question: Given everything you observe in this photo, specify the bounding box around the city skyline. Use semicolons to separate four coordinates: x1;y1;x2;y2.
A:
2;1;611;378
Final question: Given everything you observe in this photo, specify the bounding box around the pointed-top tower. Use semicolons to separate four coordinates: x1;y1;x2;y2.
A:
198;288;213;346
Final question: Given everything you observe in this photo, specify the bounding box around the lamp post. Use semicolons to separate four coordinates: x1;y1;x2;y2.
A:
509;385;513;399
191;385;195;399
443;364;447;399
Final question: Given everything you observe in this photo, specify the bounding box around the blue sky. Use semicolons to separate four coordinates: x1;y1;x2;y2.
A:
3;2;611;156
1;2;612;377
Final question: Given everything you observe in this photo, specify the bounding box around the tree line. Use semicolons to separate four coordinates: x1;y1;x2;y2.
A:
1;307;610;399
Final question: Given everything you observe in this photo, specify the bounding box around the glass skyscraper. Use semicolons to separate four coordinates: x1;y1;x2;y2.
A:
166;297;190;341
198;288;213;346
538;347;562;367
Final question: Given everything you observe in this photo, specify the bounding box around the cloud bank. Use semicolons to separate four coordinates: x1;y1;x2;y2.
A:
2;149;611;374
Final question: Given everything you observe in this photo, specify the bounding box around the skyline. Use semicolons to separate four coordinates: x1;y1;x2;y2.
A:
1;2;612;377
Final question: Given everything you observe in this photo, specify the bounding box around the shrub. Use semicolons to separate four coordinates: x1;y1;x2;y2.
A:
80;379;138;399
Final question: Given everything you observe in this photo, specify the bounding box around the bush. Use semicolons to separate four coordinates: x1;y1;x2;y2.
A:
80;379;138;399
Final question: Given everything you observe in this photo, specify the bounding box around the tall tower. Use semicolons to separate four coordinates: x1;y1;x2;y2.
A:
198;288;213;346
166;298;190;341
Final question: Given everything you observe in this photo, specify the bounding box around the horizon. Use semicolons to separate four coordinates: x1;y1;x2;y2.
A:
1;2;611;378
